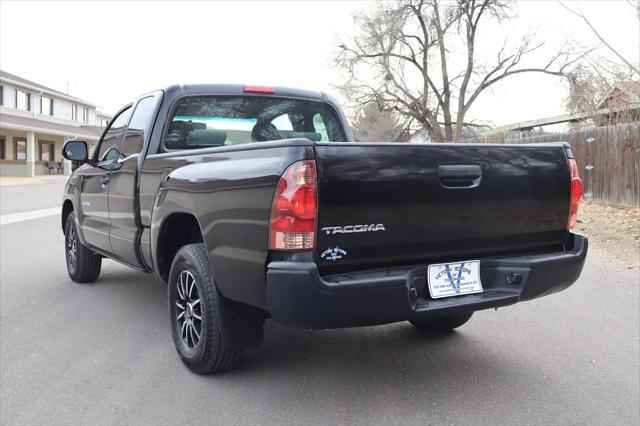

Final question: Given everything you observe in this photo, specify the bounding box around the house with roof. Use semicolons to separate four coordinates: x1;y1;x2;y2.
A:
594;81;640;123
0;70;111;176
480;80;640;137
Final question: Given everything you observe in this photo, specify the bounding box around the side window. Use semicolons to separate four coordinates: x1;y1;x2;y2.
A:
313;114;329;141
98;106;132;161
121;96;157;156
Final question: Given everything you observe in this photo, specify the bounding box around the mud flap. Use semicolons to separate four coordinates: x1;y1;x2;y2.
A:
215;288;264;351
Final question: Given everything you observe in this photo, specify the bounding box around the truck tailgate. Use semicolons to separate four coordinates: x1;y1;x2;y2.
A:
314;143;571;274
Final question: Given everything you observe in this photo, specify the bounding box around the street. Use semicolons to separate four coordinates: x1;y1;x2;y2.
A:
1;179;639;425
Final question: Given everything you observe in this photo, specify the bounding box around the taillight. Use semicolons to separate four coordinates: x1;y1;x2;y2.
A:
567;159;583;230
269;160;317;250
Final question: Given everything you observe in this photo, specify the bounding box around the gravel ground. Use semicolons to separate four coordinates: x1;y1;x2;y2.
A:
575;201;640;270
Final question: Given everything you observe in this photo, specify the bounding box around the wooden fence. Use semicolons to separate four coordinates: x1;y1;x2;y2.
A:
475;122;640;206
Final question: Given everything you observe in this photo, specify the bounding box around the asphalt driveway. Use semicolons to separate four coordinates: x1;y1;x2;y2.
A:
1;179;638;425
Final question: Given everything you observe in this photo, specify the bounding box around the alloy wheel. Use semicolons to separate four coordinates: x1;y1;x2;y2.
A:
67;226;77;274
175;270;202;349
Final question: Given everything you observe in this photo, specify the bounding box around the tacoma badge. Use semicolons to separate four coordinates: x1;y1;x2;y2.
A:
320;224;386;235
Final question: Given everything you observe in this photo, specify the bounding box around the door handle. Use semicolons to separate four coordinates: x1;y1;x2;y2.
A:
438;165;482;188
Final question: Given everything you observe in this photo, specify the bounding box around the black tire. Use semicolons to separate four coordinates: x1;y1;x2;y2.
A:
409;312;473;333
168;243;241;374
64;212;101;283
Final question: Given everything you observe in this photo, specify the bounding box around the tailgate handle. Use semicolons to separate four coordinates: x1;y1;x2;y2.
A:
438;165;482;188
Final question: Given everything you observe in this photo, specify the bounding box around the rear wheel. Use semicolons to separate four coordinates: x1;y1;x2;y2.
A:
409;312;473;333
168;244;241;374
64;212;101;283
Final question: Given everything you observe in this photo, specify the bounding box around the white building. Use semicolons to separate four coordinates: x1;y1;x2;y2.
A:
0;70;111;176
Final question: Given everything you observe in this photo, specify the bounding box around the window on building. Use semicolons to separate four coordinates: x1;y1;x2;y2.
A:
0;137;5;159
83;107;89;123
40;96;54;115
14;138;26;161
97;105;132;161
72;104;78;121
39;140;55;161
16;90;31;111
0;86;4;106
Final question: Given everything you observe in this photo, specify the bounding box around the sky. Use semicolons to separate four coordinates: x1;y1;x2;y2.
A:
0;0;638;128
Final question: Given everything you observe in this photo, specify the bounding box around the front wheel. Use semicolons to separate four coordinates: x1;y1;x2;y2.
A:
168;244;241;374
409;312;473;333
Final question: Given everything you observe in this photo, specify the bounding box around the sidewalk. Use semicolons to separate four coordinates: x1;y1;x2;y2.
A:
0;175;68;187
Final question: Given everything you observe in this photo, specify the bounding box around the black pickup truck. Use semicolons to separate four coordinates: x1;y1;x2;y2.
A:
61;84;588;374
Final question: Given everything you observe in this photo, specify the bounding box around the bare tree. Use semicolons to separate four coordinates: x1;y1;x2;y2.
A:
335;0;588;142
559;1;640;128
352;102;406;141
559;1;640;76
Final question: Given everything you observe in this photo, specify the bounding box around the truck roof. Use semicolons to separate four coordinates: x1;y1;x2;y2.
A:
161;84;327;102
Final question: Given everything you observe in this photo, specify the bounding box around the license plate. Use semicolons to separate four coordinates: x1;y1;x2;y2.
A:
427;260;483;299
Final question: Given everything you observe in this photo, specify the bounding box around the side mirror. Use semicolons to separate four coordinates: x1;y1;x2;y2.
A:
62;140;89;162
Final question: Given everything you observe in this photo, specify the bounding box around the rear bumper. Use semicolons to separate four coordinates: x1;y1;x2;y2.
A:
266;234;588;329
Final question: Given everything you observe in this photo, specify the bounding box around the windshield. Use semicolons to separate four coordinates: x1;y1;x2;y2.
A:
165;96;347;149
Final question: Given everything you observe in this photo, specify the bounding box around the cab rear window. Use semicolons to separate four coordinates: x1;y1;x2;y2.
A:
165;96;347;149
